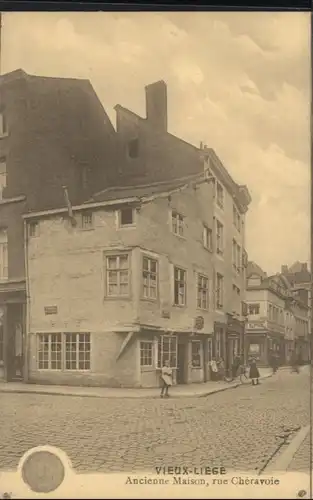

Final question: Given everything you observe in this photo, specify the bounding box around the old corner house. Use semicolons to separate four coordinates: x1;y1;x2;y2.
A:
23;79;251;388
0;68;118;382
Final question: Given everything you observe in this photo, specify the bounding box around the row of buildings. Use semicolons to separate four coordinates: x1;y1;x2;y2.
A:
0;69;310;388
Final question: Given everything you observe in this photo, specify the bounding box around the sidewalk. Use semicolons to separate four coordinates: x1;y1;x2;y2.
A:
0;367;273;399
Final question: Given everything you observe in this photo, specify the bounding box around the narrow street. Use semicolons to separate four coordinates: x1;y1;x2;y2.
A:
0;368;310;475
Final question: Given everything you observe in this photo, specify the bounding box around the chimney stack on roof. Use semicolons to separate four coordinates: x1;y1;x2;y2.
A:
145;80;167;132
302;263;308;272
281;265;288;274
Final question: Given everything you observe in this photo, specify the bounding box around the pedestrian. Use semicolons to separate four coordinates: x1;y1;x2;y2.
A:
249;358;260;385
160;359;173;398
209;358;218;381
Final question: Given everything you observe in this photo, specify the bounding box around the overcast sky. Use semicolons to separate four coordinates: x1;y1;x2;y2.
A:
2;12;310;274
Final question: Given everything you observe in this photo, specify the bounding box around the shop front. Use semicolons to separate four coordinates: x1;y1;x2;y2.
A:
0;281;26;382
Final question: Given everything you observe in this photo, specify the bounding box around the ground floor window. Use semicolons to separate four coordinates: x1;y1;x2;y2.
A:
37;332;91;371
157;335;177;368
191;340;202;367
140;341;153;367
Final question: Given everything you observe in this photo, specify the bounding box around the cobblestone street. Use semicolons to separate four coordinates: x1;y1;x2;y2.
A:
0;369;310;474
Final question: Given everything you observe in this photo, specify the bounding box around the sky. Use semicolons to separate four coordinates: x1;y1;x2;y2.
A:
2;12;311;275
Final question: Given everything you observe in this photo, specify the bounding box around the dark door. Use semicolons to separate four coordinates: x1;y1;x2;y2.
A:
177;343;186;384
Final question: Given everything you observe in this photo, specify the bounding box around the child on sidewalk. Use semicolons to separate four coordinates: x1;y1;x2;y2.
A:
160;359;173;398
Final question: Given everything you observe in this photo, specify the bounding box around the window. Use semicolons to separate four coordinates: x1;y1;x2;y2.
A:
216;273;224;309
216;219;224;254
232;240;241;271
191;340;201;368
174;266;186;306
207;338;213;363
197;274;209;310
28;221;39;238
0;157;6;199
81;212;93;230
0;228;8;279
233;205;241;232
140;341;153;367
128;138;139;159
0;113;7;136
142;256;157;299
119;207;135;227
106;254;129;296
157;335;177;368
37;333;62;370
37;333;90;371
215;328;223;358
65;333;91;370
216;181;224;209
268;304;273;320
248;303;260;315
0;307;4;364
172;210;184;237
203;225;212;251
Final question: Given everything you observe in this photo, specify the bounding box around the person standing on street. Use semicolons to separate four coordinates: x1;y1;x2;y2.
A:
249;358;260;385
160;359;173;398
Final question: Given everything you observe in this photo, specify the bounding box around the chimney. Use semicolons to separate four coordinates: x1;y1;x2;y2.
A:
302;263;308;272
145;80;167;132
281;265;288;274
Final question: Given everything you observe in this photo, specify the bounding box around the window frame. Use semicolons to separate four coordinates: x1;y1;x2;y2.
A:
105;253;130;298
248;303;260;315
0;228;8;280
142;255;158;301
173;266;187;306
216;273;224;309
80;211;94;230
216;219;224;255
197;273;209;310
191;340;202;368
118;207;136;228
216;181;224;209
140;341;154;367
157;335;177;369
28;221;39;238
203;224;213;251
171;210;185;237
37;332;91;371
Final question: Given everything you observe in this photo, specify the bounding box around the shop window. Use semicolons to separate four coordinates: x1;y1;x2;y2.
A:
37;332;90;371
157;335;177;369
191;341;201;367
140;341;153;367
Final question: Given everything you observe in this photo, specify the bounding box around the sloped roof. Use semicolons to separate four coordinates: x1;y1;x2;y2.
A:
246;261;267;279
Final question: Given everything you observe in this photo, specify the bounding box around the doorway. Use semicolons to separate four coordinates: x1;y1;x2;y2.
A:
177;342;187;384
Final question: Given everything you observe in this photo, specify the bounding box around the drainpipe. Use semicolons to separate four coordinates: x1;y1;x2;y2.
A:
23;219;30;383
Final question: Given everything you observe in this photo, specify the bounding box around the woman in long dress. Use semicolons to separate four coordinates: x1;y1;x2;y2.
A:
249;358;260;385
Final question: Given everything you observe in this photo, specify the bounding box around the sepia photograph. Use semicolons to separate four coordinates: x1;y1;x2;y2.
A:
0;10;311;499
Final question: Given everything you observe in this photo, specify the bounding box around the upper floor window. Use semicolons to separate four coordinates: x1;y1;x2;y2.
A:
248;303;260;315
0;228;8;279
142;256;158;300
216;181;224;209
203;224;213;251
0;157;6;200
118;207;135;228
197;274;209;310
233;204;241;232
106;254;129;296
174;266;186;306
216;219;224;255
216;273;224;309
28;221;39;238
171;210;184;237
128;138;139;159
232;240;241;272
81;212;93;230
0;112;7;136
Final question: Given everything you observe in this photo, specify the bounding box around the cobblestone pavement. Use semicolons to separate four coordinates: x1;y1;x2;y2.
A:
0;369;310;474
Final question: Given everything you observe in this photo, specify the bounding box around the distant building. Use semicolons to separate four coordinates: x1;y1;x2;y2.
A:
0;69;117;382
245;262;309;366
23;80;251;388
